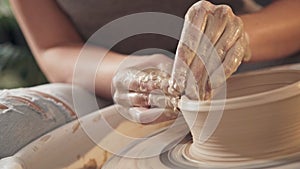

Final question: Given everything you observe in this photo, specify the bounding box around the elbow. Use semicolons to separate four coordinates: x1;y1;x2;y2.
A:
44;72;72;85
39;48;75;84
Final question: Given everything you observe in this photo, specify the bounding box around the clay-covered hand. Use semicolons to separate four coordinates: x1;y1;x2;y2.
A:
170;0;251;100
113;54;179;123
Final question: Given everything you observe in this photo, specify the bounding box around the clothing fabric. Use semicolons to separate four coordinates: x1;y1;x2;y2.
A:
56;0;299;70
0;83;111;158
55;0;256;56
56;0;264;43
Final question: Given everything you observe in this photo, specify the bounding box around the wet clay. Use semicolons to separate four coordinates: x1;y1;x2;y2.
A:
180;69;300;168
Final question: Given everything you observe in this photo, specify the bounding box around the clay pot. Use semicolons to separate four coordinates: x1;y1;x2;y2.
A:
180;69;300;167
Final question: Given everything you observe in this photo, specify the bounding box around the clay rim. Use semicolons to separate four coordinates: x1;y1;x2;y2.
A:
179;69;300;111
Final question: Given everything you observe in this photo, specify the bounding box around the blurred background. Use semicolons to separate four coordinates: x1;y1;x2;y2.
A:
0;0;47;89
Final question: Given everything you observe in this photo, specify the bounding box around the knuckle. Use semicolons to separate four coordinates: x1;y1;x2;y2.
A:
112;73;122;88
233;17;244;28
223;63;234;77
191;0;205;9
230;41;244;57
239;34;247;45
233;46;244;58
228;17;244;38
185;6;197;19
216;4;231;14
217;48;225;58
113;91;121;104
186;0;209;19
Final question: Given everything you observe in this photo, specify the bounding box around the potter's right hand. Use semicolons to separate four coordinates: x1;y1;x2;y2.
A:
172;0;251;100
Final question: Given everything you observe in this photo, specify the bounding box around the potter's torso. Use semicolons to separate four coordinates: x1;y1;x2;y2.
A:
56;0;199;55
56;0;267;55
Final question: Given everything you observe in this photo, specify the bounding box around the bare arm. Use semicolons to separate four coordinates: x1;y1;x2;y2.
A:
10;0;300;99
10;0;125;99
241;0;300;61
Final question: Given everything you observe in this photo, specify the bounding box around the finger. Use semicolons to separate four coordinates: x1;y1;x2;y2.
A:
113;68;170;94
189;5;230;100
186;54;207;100
197;5;229;64
170;0;213;95
210;36;246;89
223;36;245;77
129;107;179;124
114;91;149;108
138;68;170;93
114;89;177;109
204;13;245;98
202;5;231;75
157;62;173;76
115;92;174;109
214;15;244;62
113;68;141;92
205;5;230;46
243;32;252;61
184;0;214;60
187;13;212;100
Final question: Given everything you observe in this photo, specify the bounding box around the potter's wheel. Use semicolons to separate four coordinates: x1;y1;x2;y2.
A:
104;68;300;169
103;116;300;169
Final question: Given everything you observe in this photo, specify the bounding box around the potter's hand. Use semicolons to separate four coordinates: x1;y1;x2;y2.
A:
170;0;251;100
113;54;179;123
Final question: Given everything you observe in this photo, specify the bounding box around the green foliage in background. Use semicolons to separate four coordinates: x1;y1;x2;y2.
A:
0;0;47;89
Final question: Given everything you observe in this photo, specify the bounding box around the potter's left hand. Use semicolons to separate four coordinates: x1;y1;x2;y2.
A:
112;54;180;123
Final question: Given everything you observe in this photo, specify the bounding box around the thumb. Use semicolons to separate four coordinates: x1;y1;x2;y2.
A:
129;107;179;124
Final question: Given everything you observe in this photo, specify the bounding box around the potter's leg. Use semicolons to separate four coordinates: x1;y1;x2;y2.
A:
0;83;111;158
31;83;113;113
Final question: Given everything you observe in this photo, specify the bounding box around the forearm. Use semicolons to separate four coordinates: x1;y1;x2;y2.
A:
10;0;82;56
240;0;300;62
10;0;127;99
42;44;125;99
